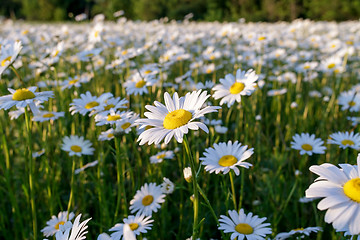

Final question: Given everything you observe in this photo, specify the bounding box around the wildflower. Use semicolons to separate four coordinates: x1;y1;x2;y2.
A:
136;90;220;145
61;135;94;157
218;209;272;240
290;133;326;156
161;177;175;194
69;91;112;116
328;131;360;150
75;160;99;174
275;226;322;240
98;128;115;141
305;154;360;234
109;213;154;240
183;167;192;183
0;40;22;77
150;150;174;164
129;183;166;216
200;141;253;176
41;211;75;237
0;87;53;114
338;90;360;112
54;214;91;240
32;110;65;122
212;69;258;107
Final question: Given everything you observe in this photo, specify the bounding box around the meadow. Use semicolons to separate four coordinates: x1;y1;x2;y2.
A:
0;18;359;239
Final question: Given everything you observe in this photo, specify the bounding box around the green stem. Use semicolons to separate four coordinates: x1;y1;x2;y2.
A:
229;171;237;211
114;136;127;222
24;108;37;239
10;64;23;84
183;136;199;239
67;157;76;217
238;168;245;210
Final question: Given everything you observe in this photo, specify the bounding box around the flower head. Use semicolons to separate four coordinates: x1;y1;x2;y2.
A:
291;133;326;156
61;135;94;157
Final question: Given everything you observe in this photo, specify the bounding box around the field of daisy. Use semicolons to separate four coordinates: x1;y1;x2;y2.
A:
0;18;360;240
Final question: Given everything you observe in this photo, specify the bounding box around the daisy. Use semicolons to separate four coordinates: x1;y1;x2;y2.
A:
275;226;322;239
0;40;22;77
92;97;128;115
135;90;220;145
41;211;75;237
347;116;360;126
94;110;133;126
328;131;360;150
98;128;115;141
54;214;91;240
290;133;326;156
109;213;154;240
212;69;258;107
124;73;158;96
75;160;99;174
161;177;175;194
114;112;139;134
61;135;94;157
218;209;272;240
129;182;166;216
200;141;253;176
338;90;360;112
150;150;174;164
0;87;53;114
61;74;92;90
305;154;360;234
32;110;65;122
69;91;112;116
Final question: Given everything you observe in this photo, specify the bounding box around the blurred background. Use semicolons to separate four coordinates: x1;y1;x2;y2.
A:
0;0;360;22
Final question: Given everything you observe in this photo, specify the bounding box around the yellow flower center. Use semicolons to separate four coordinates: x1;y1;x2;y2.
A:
142;195;154;206
121;122;131;130
341;139;354;146
69;79;78;85
12;88;36;101
218;155;237;167
346;41;354;45
303;65;310;70
230;82;245;95
129;223;139;231
343;178;360;202
53;50;60;58
293;227;304;231
86;53;94;57
122;50;128;55
70;145;82;152
301;144;313;151
258;36;266;41
235;223;254;234
135;80;146;88
104;104;115;111
157;153;166;159
209;55;216;60
55;221;65;230
85;101;99;109
163;109;192;129
43;113;55;118
327;63;335;69
348;101;356;107
94;31;99;38
206;68;213;74
144;70;152;75
107;115;121;121
1;56;12;66
107;133;114;138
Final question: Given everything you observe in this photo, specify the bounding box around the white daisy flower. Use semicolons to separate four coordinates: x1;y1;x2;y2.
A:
338;90;360;112
41;211;75;237
69;91;112;116
124;73;158;96
32;110;65;122
109;213;154;240
114;112;139;134
97;233;112;240
275;226;322;240
135;90;220;145
150;150;174;164
200;141;253;176
92;97;128;115
61;135;95;157
218;209;272;240
0;87;53;114
305;154;360;234
290;133;326;156
32;149;45;158
161;177;175;194
212;69;258;107
98;128;115;141
54;214;91;240
328;131;360;150
0;40;22;77
347;116;360;126
129;182;166;216
61;74;92;90
95;110;133;126
75;160;99;174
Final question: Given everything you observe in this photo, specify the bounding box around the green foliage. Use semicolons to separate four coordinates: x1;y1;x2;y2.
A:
1;0;360;21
